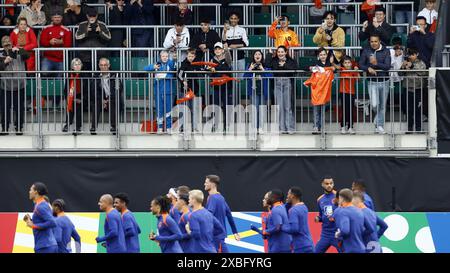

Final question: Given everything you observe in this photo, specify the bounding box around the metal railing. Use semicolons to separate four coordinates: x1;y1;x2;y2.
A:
0;22;411;54
444;45;450;67
0;69;429;139
0;1;415;31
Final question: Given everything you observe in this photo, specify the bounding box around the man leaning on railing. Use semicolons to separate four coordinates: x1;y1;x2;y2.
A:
359;33;391;135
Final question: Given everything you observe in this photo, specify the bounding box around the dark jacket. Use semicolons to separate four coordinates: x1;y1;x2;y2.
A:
177;58;202;91
170;8;193;25
265;55;298;78
124;0;154;35
91;73;123;100
189;29;221;60
243;65;272;98
75;20;111;63
359;44;391;80
109;6;126;48
63;4;89;26
407;31;435;68
358;21;394;46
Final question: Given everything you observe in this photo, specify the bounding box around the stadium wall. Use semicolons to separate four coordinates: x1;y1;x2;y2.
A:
1;212;449;253
1;157;450;212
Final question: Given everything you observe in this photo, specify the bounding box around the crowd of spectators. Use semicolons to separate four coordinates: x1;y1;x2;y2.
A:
0;0;442;135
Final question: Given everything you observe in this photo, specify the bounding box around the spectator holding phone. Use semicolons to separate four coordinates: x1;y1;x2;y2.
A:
244;50;272;134
313;11;345;64
359;7;394;46
268;15;299;48
163;20;190;60
407;16;435;68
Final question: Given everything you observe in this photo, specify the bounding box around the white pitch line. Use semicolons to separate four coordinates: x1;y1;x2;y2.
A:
231;212;262;223
224;238;265;253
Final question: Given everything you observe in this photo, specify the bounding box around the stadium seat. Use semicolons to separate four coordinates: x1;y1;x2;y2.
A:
248;35;266;47
26;79;63;97
110;57;121;71
298;56;317;70
303;34;316;47
124;79;149;97
254;13;272;25
131;57;149;71
283;13;299;25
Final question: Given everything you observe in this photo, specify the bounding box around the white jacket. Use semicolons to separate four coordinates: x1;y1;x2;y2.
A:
417;8;438;24
163;27;190;50
390;49;403;83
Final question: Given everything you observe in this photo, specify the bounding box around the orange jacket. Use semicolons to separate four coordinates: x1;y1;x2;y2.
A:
268;20;300;48
304;67;335;106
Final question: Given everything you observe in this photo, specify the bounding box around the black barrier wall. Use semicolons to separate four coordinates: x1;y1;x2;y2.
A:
1;157;450;212
436;70;450;153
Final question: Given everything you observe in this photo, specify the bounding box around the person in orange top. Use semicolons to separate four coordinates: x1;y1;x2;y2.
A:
9;17;37;71
305;47;336;134
338;56;359;134
268;15;300;48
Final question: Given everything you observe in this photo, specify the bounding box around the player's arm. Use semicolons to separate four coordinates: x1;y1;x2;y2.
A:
225;203;238;235
376;216;388;238
264;210;282;236
336;214;350;237
71;228;82;253
315;201;323;222
283;211;301;235
97;217;119;242
156;219;182;242
187;216;201;239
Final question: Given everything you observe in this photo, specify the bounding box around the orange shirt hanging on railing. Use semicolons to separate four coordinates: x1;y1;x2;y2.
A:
304;66;335;106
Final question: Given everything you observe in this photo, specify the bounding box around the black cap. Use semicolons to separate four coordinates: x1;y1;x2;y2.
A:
87;8;98;17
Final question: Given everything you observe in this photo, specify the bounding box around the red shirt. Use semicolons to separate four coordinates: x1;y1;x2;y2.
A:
40;24;73;63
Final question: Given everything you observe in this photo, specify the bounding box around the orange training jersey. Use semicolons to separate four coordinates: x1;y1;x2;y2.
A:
304;67;335;106
268;21;300;48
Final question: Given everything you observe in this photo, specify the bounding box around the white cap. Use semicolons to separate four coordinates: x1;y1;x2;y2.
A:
214;42;224;49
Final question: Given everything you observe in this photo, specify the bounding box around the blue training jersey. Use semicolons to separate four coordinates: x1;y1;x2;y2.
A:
169;204;182;226
156;214;183;253
205;193;238;240
54;215;81;253
335;205;366;253
178;208;192;253
287;203;314;252
31;198;57;251
265;202;291;253
186;208;217;253
97;209;127;253
317;191;338;237
122;210;141;253
364;193;375;211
